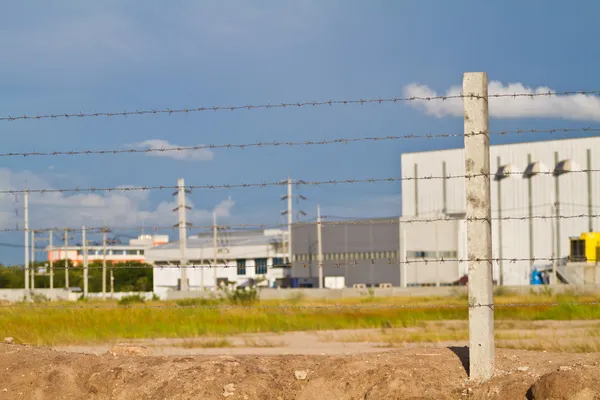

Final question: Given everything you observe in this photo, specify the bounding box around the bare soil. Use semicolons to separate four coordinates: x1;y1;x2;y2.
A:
1;342;600;399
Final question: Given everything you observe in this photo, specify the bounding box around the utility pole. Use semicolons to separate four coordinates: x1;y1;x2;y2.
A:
317;205;323;288
102;226;109;299
24;191;29;291
281;178;306;267
82;226;88;297
31;230;35;290
49;231;54;290
173;178;191;291
213;211;218;288
64;229;70;289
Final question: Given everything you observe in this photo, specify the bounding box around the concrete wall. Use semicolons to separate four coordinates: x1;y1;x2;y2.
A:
401;136;600;285
163;284;600;301
0;288;75;302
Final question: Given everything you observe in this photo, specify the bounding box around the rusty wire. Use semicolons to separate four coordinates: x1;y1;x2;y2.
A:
4;256;588;271
2;168;599;195
3;90;600;122
1;212;599;233
1;301;598;311
1;127;598;158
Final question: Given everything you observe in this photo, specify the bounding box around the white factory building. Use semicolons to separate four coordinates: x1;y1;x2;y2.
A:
145;229;290;296
401;136;600;285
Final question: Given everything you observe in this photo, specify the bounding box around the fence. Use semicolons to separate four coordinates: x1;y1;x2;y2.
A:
1;71;600;382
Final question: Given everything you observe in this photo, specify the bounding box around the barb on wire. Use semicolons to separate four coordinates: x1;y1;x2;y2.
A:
1;301;598;311
2;90;600;122
1;212;598;233
3;169;600;195
2;127;599;158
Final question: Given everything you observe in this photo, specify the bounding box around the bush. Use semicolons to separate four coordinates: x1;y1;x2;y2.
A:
225;286;259;305
118;294;146;306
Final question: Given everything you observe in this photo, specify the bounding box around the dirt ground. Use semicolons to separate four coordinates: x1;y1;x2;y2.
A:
1;341;600;399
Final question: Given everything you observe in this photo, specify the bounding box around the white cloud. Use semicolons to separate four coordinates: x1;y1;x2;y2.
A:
403;81;600;121
0;168;233;232
129;139;214;162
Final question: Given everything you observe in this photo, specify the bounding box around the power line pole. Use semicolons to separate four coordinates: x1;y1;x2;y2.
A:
64;229;70;289
82;226;88;297
281;178;306;267
173;178;191;291
213;211;218;288
24;191;29;291
317;205;323;289
31;229;35;290
102;226;109;300
49;231;53;290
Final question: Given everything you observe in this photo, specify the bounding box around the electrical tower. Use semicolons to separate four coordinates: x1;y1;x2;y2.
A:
281;178;307;266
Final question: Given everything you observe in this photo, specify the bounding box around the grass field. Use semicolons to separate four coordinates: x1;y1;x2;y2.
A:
1;289;599;347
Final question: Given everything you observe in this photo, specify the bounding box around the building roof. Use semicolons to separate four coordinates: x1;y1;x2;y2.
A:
401;135;600;156
152;228;283;251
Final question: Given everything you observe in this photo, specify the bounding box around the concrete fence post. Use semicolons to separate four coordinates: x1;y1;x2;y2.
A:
463;72;495;381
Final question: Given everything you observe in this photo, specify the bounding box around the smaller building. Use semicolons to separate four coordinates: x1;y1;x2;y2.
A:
46;234;169;266
146;229;289;296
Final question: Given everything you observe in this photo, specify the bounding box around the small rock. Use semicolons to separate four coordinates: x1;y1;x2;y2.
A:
517;366;530;372
223;383;235;397
559;366;572;372
3;337;14;344
223;384;235;392
295;370;308;380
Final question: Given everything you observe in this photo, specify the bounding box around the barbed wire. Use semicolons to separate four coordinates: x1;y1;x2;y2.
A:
2;168;600;195
7;256;584;272
1;301;598;311
1;212;598;234
3;90;599;122
2;127;599;158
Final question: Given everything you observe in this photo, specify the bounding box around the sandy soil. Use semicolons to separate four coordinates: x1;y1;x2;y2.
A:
1;342;600;399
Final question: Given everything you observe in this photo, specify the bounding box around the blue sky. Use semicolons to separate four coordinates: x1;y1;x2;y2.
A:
1;0;600;264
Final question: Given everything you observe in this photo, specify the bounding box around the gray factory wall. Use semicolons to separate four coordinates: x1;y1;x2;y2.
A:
291;220;401;287
401;218;462;285
291;218;463;287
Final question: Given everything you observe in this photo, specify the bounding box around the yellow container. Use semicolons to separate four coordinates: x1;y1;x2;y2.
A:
579;232;600;262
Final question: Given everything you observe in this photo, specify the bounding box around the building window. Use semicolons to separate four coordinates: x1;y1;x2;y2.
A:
272;257;284;266
255;258;267;275
237;259;246;275
139;250;144;255
125;250;137;255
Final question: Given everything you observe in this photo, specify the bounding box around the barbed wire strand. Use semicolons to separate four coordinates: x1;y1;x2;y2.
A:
1;301;598;311
7;256;587;271
2;212;599;233
2;127;599;158
3;90;600;122
2;168;600;195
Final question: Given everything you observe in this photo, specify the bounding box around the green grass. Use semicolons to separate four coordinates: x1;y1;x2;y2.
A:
1;293;599;346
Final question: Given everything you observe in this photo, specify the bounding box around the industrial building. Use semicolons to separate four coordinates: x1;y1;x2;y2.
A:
401;136;600;286
46;234;169;266
145;229;289;296
144;135;600;293
289;214;466;288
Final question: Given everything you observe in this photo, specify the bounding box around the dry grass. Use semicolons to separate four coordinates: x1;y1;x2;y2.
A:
2;292;600;346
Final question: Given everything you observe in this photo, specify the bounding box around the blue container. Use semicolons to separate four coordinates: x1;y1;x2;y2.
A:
530;268;543;285
291;278;299;288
